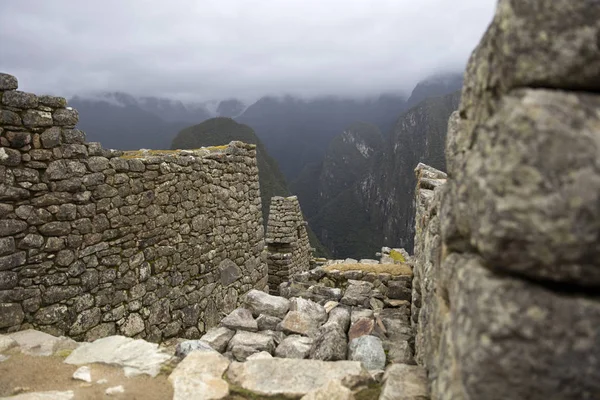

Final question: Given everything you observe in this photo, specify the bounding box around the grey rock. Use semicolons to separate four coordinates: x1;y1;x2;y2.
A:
0;219;27;237
309;323;347;361
244;289;290;318
65;335;171;377
175;340;217;358
169;351;230;400
256;314;282;331
226;358;370;398
275;335;313;359
348;335;386;371
218;259;241;285
341;280;373;306
0;147;21;166
380;364;428;400
200;327;235;353
387;281;412;301
120;313;145;336
386;340;414;365
53;108;79;126
227;331;275;357
2;90;38;108
0;73;18;90
324;306;350;332
0;303;24;328
41;127;62;148
220;307;258;332
301;380;354;400
23;109;53;127
0;251;26;271
350;308;373;324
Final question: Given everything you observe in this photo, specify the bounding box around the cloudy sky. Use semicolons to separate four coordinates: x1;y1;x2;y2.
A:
0;0;496;101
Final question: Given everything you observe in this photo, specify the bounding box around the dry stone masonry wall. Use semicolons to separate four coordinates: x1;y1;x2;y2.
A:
265;196;311;294
0;73;267;342
412;1;600;399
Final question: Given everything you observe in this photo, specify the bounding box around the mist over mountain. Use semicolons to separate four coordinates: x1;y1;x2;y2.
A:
294;90;461;258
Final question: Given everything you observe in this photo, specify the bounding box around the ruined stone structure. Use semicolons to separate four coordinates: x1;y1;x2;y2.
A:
0;73;268;342
412;1;600;399
265;196;311;294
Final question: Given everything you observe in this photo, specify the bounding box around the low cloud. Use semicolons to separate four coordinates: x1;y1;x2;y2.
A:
0;0;496;101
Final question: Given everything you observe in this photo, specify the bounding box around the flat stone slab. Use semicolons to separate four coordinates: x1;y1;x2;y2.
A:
64;335;171;377
169;351;231;400
244;289;290;319
9;329;78;357
226;358;369;398
380;364;428;400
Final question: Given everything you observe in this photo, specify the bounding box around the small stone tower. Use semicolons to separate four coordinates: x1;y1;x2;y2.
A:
265;196;312;294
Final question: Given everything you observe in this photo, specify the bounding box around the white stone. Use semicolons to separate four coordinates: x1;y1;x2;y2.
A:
226;358;370;398
96;378;108;384
244;289;290;319
8;330;77;357
324;301;339;313
380;364;428;400
72;366;92;383
246;351;273;360
168;351;230;400
64;335;171;377
105;386;125;396
0;354;9;362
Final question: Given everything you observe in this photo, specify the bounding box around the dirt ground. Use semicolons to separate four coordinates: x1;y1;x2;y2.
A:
0;352;174;399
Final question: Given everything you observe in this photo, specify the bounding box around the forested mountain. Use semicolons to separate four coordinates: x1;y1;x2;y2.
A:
171;118;330;257
236;94;406;180
294;91;461;258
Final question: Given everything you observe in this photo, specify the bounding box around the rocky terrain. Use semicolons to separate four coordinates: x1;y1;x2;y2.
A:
0;256;425;400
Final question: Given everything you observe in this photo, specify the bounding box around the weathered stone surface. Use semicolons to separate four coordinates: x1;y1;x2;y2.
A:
300;379;355;400
380;364;428;400
120;313;145;336
226;358;369;398
200;327;235;353
0;303;24;328
348;336;386;371
175;340;217;358
324;306;350;332
309;324;348;361
444;255;600;399
2;90;38;108
65;335;171;377
275;335;313;359
0;73;18;90
169;351;230;400
220;308;258;332
256;314;282;331
8;329;77;356
0;219;27;237
386;340;414;365
280;311;320;337
227;331;275;358
246;351;273;360
72;365;92;383
446;89;600;286
348;318;374;342
0;334;18;352
341;280;373;306
244;289;290;318
350;308;373;324
218;259;241;286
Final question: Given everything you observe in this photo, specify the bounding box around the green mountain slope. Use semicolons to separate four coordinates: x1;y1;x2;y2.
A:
171;117;330;257
171;118;289;218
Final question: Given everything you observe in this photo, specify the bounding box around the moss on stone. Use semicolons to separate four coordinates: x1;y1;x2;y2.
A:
389;249;406;263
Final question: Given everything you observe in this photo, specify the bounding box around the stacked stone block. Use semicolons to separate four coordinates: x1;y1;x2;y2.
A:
265;196;311;294
0;73;267;342
412;1;600;399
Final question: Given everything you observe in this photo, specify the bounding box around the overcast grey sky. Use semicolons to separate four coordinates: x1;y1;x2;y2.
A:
0;0;496;101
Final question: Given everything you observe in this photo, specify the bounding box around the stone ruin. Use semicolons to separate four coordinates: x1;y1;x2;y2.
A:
1;0;599;398
0;73;268;342
265;196;312;294
411;1;600;399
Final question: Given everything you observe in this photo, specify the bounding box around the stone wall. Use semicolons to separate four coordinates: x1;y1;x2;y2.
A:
0;73;268;342
265;196;311;294
412;1;600;399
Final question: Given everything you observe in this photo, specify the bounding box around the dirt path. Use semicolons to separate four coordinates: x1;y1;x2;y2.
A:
0;352;173;399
